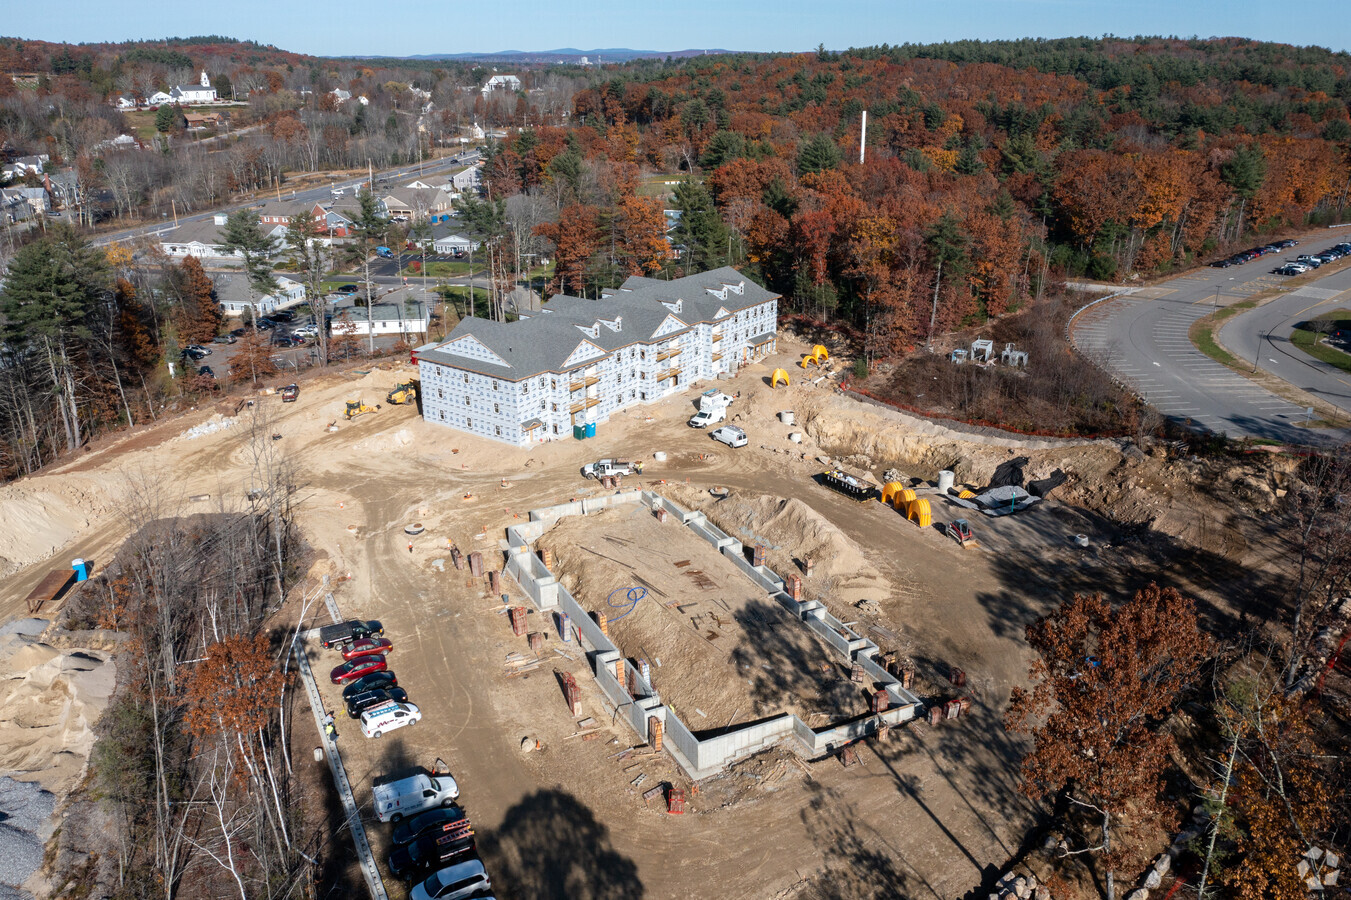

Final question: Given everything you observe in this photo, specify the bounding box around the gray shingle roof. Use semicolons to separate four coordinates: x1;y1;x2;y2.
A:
417;267;777;380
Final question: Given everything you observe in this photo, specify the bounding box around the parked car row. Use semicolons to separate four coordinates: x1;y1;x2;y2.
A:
1210;238;1299;268
322;619;422;738
1273;242;1351;276
379;782;493;898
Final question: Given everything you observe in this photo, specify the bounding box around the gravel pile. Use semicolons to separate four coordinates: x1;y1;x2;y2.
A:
179;416;235;441
0;778;55;898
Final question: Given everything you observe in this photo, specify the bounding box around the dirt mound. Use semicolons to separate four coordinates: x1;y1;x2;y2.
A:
0;629;116;794
0;477;115;580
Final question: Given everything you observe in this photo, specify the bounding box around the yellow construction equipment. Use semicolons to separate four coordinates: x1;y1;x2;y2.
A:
387;381;418;405
344;399;377;420
770;368;791;388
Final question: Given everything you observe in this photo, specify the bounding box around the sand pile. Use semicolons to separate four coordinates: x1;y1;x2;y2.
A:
0;625;116;795
0;476;115;579
708;495;891;610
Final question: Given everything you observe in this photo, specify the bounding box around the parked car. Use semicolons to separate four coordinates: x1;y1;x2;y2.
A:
342;670;398;699
271;310;296;322
391;806;468;848
197;365;215;378
374;768;459;823
1297;255;1323;268
294;323;320;338
280;383;300;402
330;655;388;684
346;686;409;719
388;824;476;882
182;346;209;361
342;637;394;660
230;327;247;337
336;284;359;294
212;333;237;344
710;425;748;448
254;318;276;330
1275;264;1304;276
361;701;421;738
409;859;490;900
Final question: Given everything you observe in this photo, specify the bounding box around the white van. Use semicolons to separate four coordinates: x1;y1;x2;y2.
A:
361;701;422;738
373;768;459;823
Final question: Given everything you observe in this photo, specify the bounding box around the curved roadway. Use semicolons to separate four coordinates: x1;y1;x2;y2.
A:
1070;232;1351;445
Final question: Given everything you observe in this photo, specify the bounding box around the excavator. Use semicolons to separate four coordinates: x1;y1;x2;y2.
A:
387;381;417;405
344;399;378;421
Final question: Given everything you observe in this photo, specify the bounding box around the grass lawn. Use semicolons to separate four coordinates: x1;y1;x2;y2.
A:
408;261;475;277
1188;299;1257;368
1290;309;1351;374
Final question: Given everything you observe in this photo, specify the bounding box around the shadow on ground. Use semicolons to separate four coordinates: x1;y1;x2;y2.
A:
477;789;644;900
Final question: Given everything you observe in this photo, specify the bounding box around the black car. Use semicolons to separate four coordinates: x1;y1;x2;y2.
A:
230;327;246;337
182;347;209;361
391;806;468;848
255;318;276;330
345;686;409;719
271;310;296;322
388;826;477;882
336;283;359;294
197;365;215;378
341;670;398;700
1209;258;1234;268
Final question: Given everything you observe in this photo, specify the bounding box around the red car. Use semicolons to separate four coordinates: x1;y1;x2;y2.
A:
342;637;394;661
330;655;388;684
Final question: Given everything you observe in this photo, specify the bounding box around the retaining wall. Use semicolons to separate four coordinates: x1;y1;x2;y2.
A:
505;489;920;778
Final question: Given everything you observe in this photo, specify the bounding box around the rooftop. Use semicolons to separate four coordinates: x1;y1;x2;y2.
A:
416;267;777;380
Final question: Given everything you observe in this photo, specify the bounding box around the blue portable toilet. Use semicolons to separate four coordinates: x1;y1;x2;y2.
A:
71;558;89;582
585;422;597;438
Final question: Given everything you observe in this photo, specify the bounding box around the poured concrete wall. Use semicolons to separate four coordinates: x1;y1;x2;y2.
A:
506;489;923;779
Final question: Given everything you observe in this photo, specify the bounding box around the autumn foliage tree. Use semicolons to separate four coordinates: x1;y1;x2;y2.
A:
175;255;222;345
613;193;672;275
534;203;601;294
1006;585;1212;900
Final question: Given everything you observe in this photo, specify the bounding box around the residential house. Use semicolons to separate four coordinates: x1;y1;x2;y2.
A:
183;112;223;129
147;91;173;106
114;95;138;109
170;71;217;104
414;266;779;446
448;165;481;193
331;88;351;104
213;273;307;317
2;154;49;179
380;187;451;221
481;74;521;94
160;212;284;260
0;186;48;218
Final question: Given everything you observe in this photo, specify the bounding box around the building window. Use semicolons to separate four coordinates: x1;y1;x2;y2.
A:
463;373;469;383
439;410;445;420
553;424;560;434
493;380;499;391
551;402;558;412
641;392;647;401
493;403;499;414
467;418;472;428
465;396;471;406
437;389;443;399
551;379;557;389
495;425;501;436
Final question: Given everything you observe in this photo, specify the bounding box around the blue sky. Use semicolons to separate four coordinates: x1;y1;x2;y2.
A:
9;0;1350;57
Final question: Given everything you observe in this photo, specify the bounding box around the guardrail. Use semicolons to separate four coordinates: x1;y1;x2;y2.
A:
294;628;389;900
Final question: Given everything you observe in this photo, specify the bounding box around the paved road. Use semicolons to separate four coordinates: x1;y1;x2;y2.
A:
1219;265;1351;422
1070;234;1351;444
94;150;480;247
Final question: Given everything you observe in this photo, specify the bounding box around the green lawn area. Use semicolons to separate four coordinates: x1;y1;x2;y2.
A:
1290;309;1351;374
408;261;475;277
1188;299;1257;368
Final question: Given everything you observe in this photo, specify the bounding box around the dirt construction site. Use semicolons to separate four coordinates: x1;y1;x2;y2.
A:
0;332;1304;899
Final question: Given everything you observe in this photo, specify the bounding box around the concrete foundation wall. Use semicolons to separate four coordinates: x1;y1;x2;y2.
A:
506;489;921;778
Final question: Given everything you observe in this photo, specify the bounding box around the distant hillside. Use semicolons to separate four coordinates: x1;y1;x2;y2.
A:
398;47;734;64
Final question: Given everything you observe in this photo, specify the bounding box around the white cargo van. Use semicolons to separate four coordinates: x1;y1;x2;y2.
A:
361;701;422;738
373;768;460;823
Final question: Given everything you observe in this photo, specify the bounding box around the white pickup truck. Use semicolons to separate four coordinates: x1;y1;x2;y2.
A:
581;458;642;479
373;768;460;823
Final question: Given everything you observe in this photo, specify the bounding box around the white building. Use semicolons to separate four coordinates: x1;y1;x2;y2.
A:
332;293;430;337
213;273;306;317
159;213;284;260
482;74;521;94
415;267;779;446
170;71;217;104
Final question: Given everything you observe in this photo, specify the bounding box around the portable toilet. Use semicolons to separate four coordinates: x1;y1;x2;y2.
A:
573;424;585;440
585;422;597;438
71;558;89;582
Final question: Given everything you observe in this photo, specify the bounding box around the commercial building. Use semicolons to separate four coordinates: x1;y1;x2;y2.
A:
414;267;778;445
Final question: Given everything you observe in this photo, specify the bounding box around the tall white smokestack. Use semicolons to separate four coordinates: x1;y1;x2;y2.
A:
860;110;867;164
